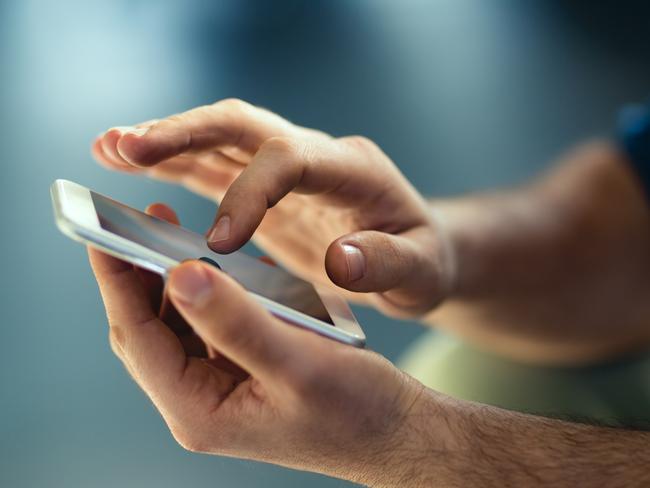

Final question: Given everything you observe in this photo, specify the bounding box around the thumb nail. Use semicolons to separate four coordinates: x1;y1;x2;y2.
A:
342;244;365;282
208;216;231;243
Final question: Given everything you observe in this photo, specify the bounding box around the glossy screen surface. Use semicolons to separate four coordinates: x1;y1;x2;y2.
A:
91;192;334;324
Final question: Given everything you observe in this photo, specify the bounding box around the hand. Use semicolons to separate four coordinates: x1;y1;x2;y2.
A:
92;99;455;317
88;204;650;487
88;203;426;485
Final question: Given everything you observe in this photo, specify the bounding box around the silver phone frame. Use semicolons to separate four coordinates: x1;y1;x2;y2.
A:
51;179;366;347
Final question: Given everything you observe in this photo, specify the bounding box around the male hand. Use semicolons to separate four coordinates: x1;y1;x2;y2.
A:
88;204;426;485
92;99;455;317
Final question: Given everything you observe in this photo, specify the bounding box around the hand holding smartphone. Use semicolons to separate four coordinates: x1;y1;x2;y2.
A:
51;179;365;347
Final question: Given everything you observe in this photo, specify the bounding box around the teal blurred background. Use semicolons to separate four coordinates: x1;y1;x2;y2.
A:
1;1;649;486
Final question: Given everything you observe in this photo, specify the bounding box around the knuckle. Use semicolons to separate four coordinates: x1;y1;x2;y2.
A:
260;136;300;158
161;112;188;126
254;139;307;209
170;427;209;454
108;328;124;357
108;340;119;357
108;325;126;349
372;234;407;271
162;105;212;127
341;134;378;153
257;137;307;187
215;97;250;113
192;104;219;119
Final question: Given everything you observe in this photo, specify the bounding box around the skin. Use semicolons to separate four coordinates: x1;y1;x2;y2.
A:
88;240;427;485
89;99;650;485
430;142;650;364
93;100;453;319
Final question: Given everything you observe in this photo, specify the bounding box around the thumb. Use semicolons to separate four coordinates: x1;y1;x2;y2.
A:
167;260;304;384
325;228;452;315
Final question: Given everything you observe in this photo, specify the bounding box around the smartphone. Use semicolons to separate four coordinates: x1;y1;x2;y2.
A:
51;179;366;347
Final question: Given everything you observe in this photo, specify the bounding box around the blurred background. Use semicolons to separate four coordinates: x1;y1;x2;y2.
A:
2;0;650;486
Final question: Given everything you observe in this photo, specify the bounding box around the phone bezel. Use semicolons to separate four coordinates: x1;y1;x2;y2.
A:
51;179;366;347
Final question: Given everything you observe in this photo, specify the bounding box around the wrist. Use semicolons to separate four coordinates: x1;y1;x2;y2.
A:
350;378;462;487
426;197;489;299
431;141;631;301
427;181;554;300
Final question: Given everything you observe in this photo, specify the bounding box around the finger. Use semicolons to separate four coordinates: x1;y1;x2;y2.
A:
115;99;296;167
145;202;180;225
90;248;241;424
136;118;160;129
92;137;113;168
207;137;377;252
101;128;134;167
324;228;449;314
128;152;242;197
258;256;277;266
166;260;309;384
88;248;188;402
143;156;196;182
181;161;240;201
92;136;138;173
108;328;141;385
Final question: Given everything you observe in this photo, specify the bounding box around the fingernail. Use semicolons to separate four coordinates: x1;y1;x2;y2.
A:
208;215;230;243
342;244;365;282
113;126;149;137
169;264;213;308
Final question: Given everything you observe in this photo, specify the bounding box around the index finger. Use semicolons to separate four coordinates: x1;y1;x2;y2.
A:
206;136;402;253
115;99;296;167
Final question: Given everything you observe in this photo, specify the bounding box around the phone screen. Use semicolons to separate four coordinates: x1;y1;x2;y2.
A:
91;192;334;324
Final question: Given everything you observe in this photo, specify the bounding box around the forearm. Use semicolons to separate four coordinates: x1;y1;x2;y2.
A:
364;389;650;488
433;141;643;297
424;141;650;363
